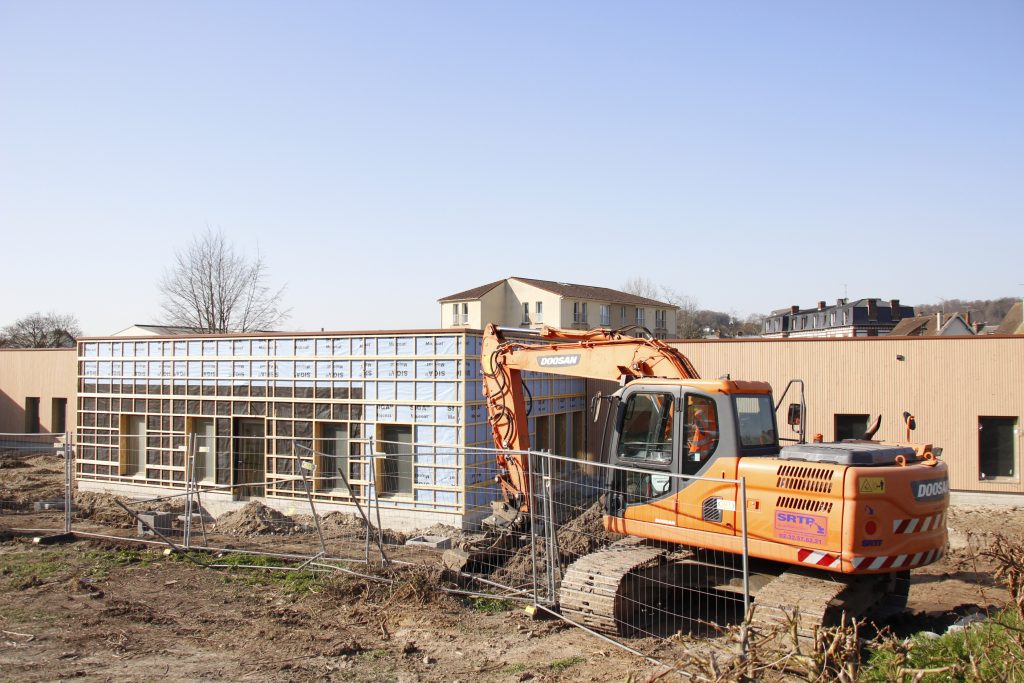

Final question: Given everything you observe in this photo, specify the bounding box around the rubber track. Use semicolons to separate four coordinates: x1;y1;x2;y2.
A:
558;545;667;635
750;570;849;642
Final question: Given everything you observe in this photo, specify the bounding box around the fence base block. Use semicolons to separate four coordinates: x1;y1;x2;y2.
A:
32;532;75;545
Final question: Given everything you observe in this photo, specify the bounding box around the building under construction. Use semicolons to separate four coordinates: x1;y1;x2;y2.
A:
75;329;587;528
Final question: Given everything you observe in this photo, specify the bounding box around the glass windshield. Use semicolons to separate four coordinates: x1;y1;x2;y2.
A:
735;395;777;447
617;392;674;465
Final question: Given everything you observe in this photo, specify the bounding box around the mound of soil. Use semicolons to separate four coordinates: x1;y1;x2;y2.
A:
489;501;620;586
317;511;408;545
215;501;305;536
0;453;66;505
557;500;618;560
73;492;136;526
491;539;547;587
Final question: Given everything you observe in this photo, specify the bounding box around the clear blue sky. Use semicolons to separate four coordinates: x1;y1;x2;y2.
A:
2;2;1021;335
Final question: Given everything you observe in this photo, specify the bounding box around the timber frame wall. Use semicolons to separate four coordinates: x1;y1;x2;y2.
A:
76;329;586;523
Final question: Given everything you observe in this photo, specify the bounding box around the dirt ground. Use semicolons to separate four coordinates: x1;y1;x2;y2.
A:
1;451;1021;681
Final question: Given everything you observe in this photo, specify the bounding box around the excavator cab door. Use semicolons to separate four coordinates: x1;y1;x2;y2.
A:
606;387;683;518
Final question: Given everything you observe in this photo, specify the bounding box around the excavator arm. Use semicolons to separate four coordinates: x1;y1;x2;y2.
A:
480;323;699;513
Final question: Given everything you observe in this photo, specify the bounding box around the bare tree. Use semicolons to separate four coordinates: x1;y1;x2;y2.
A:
621;278;704;338
159;229;290;333
1;312;81;348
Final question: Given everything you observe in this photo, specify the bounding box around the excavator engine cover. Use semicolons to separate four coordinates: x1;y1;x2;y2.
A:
779;442;918;466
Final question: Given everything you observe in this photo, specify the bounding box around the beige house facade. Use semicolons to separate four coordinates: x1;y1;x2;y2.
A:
666;335;1024;495
439;277;678;338
0;348;78;435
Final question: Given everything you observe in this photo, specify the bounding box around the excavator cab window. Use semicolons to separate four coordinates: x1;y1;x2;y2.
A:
616;392;675;466
735;395;778;452
610;392;677;511
683;394;719;475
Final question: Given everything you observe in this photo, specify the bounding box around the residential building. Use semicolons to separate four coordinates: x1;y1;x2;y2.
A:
761;298;915;338
439;277;678;338
889;313;975;337
996;301;1024;335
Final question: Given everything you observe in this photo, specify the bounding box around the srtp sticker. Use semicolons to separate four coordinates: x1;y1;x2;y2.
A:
859;477;886;494
775;510;828;545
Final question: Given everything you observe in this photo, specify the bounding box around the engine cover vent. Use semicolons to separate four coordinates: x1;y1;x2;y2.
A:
702;497;723;523
776;465;834;494
776;496;834;514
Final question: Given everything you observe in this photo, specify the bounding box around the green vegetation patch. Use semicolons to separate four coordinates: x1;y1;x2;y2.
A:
549;656;587;673
863;609;1024;682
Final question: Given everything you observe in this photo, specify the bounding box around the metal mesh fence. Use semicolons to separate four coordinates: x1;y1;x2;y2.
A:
2;431;750;670
0;432;71;533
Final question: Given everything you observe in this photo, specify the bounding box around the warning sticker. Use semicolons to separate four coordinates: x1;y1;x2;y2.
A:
775;510;828;545
859;477;886;494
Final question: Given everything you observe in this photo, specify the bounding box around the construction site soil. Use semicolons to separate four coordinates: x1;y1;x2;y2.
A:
1;451;1021;681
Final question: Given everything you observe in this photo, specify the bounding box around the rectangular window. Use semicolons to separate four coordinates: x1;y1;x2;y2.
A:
119;415;146;477
573;302;582;323
451;304;459;325
581;302;587;323
600;304;611;326
617;392;674;465
620;306;627;323
24;397;40;433
189;417;217;483
317;422;350;491
572;411;585;460
535;301;543;323
522;302;530;324
635;308;645;326
461;302;469;325
51;398;67;433
376;424;413;496
736;395;777;448
534;415;551;452
834;414;870;441
979;416;1018;480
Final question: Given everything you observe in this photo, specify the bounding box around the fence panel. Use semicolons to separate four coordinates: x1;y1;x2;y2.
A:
2;431;750;671
0;433;70;534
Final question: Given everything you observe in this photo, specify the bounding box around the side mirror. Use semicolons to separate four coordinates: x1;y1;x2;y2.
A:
787;403;803;427
903;411;916;431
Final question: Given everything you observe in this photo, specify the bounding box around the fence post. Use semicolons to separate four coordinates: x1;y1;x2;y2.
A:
184;433;194;548
739;476;750;619
64;431;72;534
527;449;540;610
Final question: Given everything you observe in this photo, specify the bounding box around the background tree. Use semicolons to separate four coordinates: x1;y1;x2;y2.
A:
159;229;290;333
0;312;81;348
622;277;765;338
621;277;704;338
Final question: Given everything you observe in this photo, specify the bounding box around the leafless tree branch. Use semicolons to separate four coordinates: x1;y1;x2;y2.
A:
0;312;81;348
159;228;290;333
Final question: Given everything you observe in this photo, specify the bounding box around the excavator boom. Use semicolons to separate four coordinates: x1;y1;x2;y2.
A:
481;323;698;508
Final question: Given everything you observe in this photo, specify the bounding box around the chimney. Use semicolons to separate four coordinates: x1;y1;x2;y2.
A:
867;298;877;321
966;311;973;326
836;298;846;306
817;300;826;311
936;312;942;332
890;299;901;321
790;305;799;315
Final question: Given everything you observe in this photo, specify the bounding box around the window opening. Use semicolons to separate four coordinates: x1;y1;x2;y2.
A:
979;416;1018;479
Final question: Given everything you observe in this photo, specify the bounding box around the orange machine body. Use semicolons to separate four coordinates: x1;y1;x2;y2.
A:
480;323;949;576
605;451;949;575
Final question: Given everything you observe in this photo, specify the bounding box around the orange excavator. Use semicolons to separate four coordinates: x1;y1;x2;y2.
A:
476;323;949;635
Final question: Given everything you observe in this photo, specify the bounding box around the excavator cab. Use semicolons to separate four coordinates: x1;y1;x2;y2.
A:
605;380;780;521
